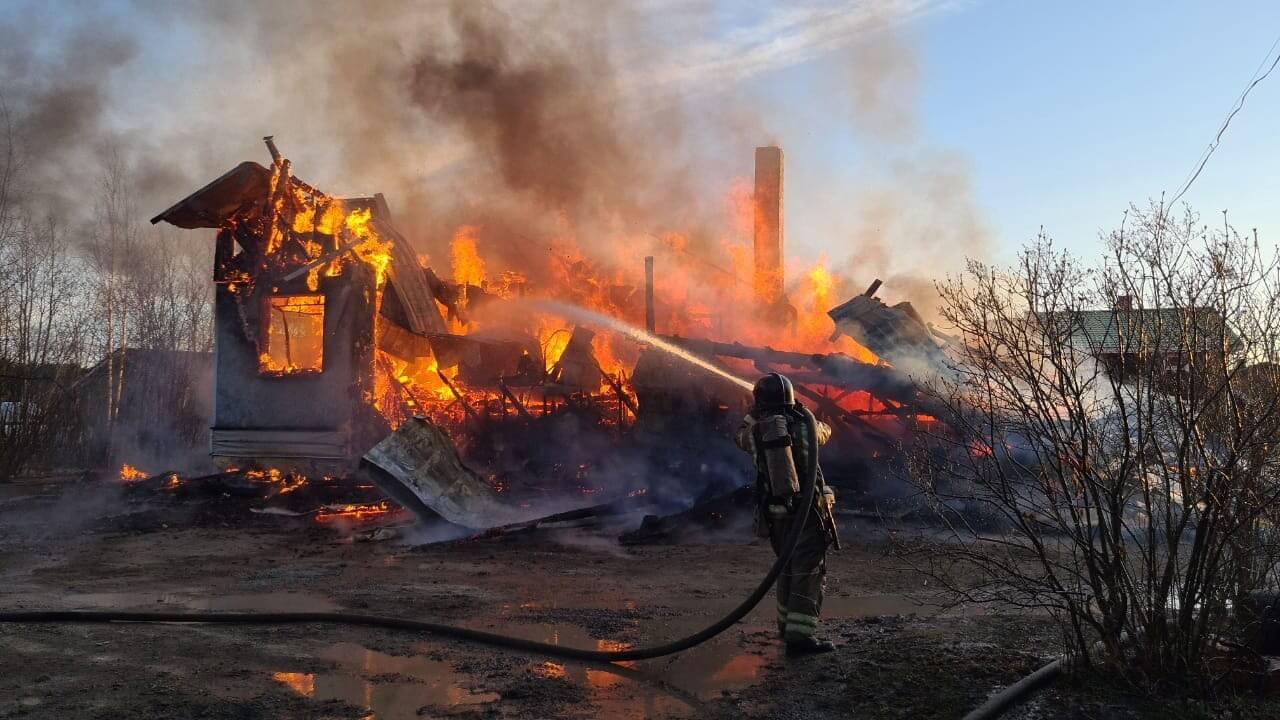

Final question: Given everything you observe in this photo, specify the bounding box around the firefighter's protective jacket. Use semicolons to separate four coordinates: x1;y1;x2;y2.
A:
735;406;835;534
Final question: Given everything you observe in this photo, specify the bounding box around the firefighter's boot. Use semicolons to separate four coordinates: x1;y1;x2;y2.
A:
785;636;837;657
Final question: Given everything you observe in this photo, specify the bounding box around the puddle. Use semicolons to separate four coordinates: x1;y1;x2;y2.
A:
273;642;498;719
503;621;769;717
60;590;340;613
480;592;980;716
269;621;766;720
246;591;978;718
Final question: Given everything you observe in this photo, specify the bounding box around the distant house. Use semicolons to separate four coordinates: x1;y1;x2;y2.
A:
1041;296;1244;385
0;358;79;446
71;348;213;467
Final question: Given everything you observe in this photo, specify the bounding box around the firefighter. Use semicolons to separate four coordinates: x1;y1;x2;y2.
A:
735;372;839;656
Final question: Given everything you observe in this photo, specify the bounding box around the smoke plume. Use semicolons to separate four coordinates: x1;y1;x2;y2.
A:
0;0;980;311
827;22;992;321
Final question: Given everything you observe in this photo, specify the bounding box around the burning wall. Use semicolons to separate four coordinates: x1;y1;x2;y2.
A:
153;142;430;467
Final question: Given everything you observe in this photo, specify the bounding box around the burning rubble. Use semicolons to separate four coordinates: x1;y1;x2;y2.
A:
144;137;950;537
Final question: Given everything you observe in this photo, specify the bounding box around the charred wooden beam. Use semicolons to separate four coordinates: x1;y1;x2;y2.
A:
496;380;534;421
591;356;639;419
754;361;897;448
261;136;325;199
280;238;361;282
264;135;284;165
619;486;754;546
437;370;480;423
467;494;655;541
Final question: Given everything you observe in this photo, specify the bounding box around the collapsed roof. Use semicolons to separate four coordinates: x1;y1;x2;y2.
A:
151;161;447;336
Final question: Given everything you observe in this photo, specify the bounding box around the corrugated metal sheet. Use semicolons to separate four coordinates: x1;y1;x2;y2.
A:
361;417;526;529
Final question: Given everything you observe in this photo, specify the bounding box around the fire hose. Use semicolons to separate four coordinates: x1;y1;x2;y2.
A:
0;409;822;664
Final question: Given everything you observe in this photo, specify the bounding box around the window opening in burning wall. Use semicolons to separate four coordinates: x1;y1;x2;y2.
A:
260;295;325;375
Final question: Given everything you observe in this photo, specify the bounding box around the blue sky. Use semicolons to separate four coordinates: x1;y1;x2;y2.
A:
768;1;1280;265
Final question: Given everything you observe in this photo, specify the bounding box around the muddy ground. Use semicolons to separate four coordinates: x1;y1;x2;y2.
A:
0;476;1269;719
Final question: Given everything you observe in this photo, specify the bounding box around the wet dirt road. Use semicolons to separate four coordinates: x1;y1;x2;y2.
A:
0;477;1056;719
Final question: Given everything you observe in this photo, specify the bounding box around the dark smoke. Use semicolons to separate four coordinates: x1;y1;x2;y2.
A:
0;0;982;302
0;7;137;214
0;0;719;278
407;2;637;217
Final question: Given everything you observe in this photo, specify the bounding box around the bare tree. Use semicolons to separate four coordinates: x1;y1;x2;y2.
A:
0;93;214;476
82;142;144;441
126;226;213;353
75;147;215;467
910;203;1280;690
0;98;89;477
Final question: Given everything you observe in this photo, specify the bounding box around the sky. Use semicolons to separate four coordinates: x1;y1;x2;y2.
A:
3;0;1278;286
770;0;1280;265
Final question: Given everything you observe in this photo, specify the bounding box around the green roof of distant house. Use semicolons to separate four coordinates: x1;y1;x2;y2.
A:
1039;305;1243;355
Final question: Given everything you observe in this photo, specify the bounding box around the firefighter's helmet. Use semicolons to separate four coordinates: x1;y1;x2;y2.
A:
752;372;795;410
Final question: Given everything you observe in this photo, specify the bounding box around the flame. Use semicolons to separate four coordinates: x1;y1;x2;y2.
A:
451;225;486;287
538;321;572;372
345;208;393;288
247;163;396;296
314;501;395;524
260;295;325;375
220;146;914;438
119;464;147;482
244;467;309;494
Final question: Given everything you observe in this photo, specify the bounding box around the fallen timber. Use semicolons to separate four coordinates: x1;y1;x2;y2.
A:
656;334;951;421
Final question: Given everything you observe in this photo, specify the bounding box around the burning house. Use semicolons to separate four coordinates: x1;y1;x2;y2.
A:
150;137;946;515
152;138;652;486
152;139;453;469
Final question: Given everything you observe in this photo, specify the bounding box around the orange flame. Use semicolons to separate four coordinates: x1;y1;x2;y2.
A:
314;502;395;524
243;467;308;494
346;208;393;287
451;225;486;287
119;464;147;482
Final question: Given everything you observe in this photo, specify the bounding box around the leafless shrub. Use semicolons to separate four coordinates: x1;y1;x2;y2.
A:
909;203;1280;690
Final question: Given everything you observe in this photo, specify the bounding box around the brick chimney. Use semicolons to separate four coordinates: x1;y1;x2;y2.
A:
753;146;784;305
